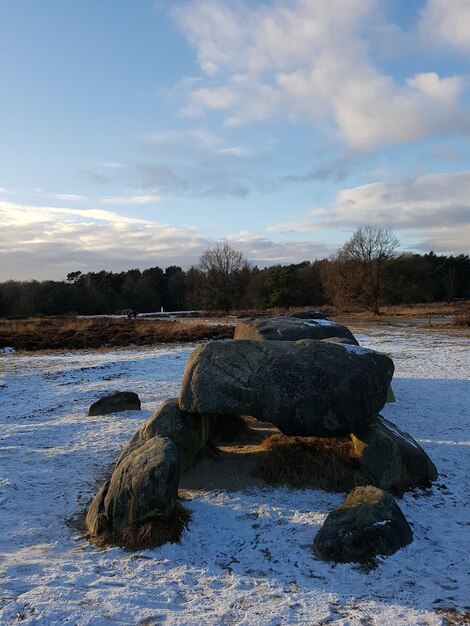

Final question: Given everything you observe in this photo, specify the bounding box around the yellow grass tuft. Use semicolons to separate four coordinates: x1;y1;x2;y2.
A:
257;434;370;492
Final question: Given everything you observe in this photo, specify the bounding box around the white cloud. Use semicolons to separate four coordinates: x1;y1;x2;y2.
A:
414;225;470;253
136;128;257;196
225;232;332;265
173;0;469;150
320;172;470;229
51;193;84;202
173;0;376;76
141;128;253;158
418;0;470;54
269;170;470;254
0;199;204;279
99;162;126;169
0;200;151;227
101;194;161;205
0;200;329;280
143;128;221;151
406;72;463;101
217;146;253;157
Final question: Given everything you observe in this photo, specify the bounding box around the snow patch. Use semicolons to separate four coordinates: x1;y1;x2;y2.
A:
337;343;375;355
0;329;469;624
303;320;341;328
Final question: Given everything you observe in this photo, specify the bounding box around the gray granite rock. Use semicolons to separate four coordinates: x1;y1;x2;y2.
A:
118;398;208;471
313;485;413;563
179;339;394;437
234;316;358;344
352;416;438;493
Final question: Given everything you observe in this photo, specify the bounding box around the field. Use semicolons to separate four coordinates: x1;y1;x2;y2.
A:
0;325;469;625
0;317;233;351
1;301;469;352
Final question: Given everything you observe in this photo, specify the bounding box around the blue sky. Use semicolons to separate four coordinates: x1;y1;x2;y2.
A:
1;0;469;280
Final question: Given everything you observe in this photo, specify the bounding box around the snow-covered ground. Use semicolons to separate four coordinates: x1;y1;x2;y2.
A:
0;327;469;625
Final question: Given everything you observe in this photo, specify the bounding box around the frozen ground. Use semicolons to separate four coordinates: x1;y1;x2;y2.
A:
0;328;469;625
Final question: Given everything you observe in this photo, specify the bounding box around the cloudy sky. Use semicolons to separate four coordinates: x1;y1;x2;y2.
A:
1;0;469;280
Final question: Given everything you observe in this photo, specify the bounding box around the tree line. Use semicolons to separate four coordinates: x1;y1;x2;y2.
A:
0;230;469;317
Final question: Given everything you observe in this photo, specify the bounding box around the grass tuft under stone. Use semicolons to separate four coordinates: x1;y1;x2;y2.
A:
257;434;371;492
91;503;192;551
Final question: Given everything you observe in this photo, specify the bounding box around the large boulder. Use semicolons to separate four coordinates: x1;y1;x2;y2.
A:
86;436;179;537
313;485;413;563
88;391;141;416
351;416;438;494
179;339;394;437
118;398;209;471
234;316;358;344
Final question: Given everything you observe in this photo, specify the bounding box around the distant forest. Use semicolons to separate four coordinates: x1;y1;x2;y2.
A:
1;250;469;317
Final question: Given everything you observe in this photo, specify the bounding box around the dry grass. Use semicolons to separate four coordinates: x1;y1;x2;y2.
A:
379;302;461;316
436;609;470;626
3;300;468;350
0;317;233;350
336;300;470;321
453;309;470;327
257;434;370;492
91;504;192;551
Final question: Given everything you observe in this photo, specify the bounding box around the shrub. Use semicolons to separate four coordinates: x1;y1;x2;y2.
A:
453;312;470;327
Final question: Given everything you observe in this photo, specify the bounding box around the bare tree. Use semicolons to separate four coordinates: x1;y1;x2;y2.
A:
198;243;251;312
328;226;399;315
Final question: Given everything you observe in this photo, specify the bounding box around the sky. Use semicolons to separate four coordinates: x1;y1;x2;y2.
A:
1;0;469;280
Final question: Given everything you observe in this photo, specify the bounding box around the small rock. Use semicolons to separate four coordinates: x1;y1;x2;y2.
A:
88;391;141;416
313;485;413;563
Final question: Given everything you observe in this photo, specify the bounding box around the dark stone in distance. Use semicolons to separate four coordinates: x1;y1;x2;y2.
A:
88;391;141;416
285;311;328;320
234;316;358;344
